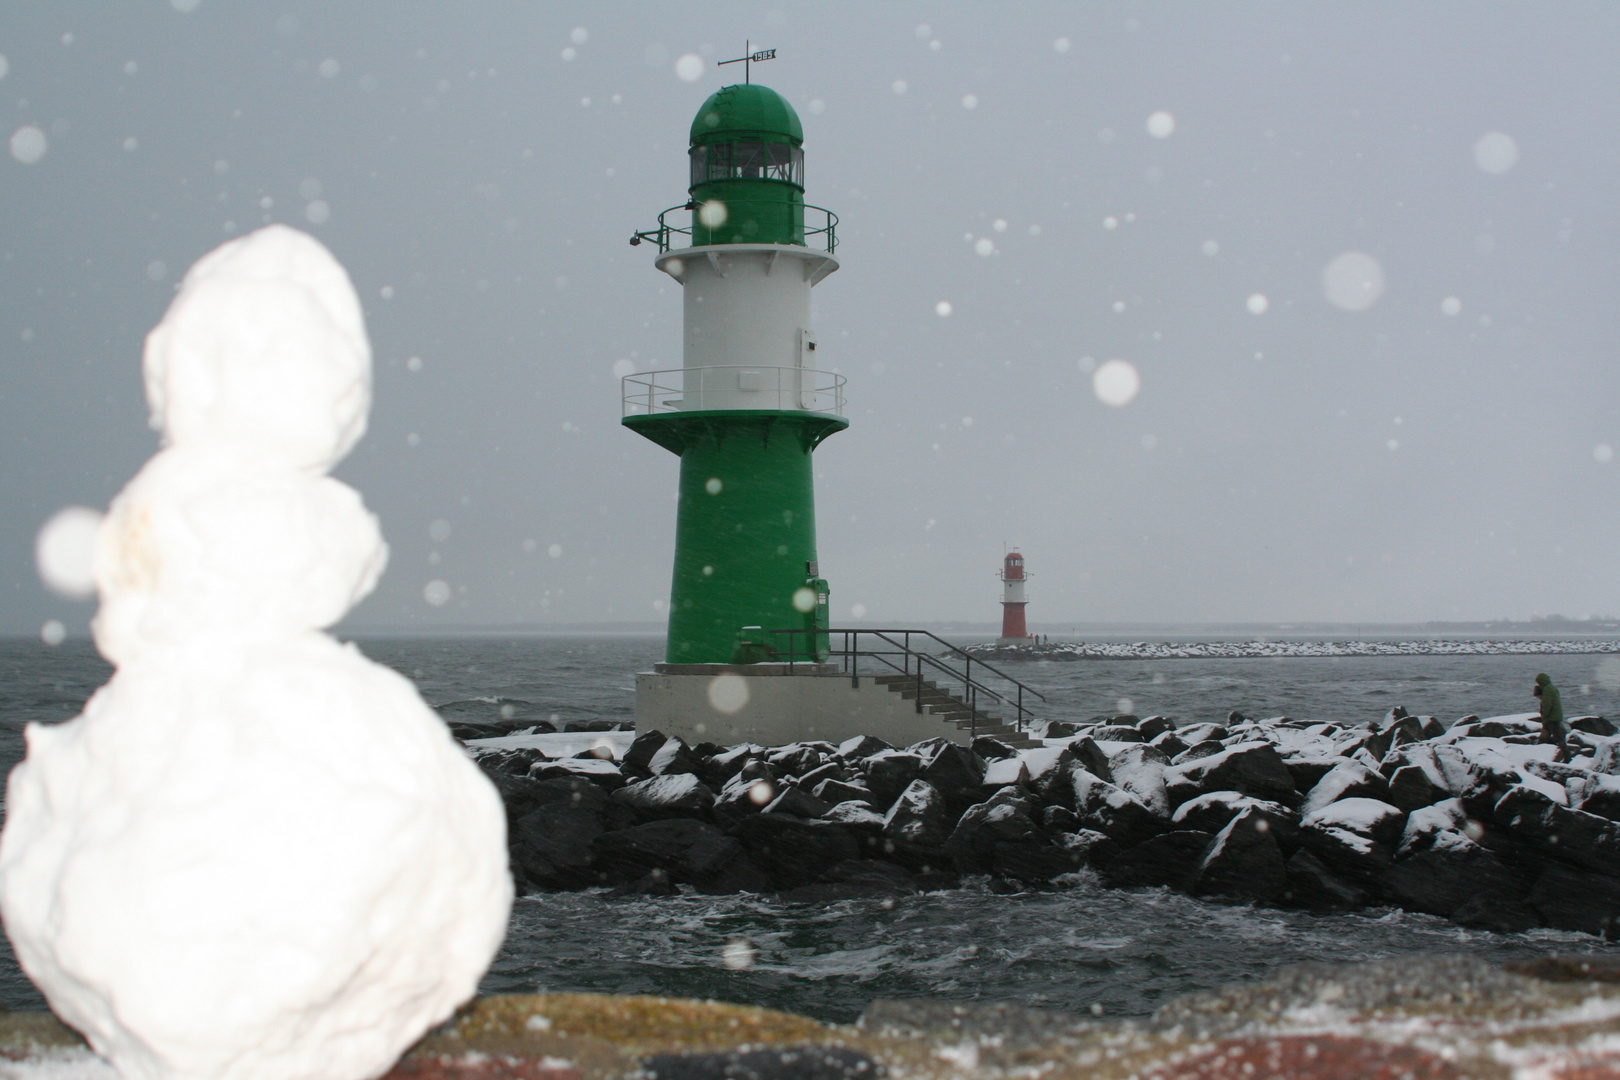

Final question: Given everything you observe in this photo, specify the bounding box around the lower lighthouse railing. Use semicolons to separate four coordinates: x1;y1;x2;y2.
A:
767;627;1047;738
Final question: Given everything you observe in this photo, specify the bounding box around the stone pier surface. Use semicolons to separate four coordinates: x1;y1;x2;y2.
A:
4;955;1620;1079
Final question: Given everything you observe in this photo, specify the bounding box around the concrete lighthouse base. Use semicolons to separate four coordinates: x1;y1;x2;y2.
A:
634;667;978;749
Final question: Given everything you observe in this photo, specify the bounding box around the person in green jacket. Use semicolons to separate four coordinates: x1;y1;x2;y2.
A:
1533;672;1565;746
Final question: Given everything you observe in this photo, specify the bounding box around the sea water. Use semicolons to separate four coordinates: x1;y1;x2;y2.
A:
0;634;1615;1021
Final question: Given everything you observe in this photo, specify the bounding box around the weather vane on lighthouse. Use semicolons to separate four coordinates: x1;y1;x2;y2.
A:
717;41;776;84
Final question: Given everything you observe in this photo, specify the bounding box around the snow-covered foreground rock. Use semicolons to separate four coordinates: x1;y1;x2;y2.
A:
7;955;1620;1080
470;703;1620;937
1;226;511;1080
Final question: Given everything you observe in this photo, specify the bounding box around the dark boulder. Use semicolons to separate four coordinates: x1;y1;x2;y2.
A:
1020;747;1079;807
531;757;627;790
713;771;777;825
1571;715;1617;737
919;741;988;809
1148;732;1189;759
1299;761;1388;817
945;789;1041;874
861;751;924;808
1171;791;1299;852
767;743;824;777
814;778;876;807
1491;785;1620;875
1102;831;1213;891
591;818;742;889
1092;725;1143;742
793;760;844;792
622;729;668;775
1527;862;1620;937
992;840;1087;883
647;737;699;777
611;773;715;817
1107;744;1171;818
510;800;602;889
971;736;1017;760
882;779;954;847
836;734;892;761
1040;805;1079;832
1137;715;1174;741
1282;756;1341;794
979;756;1032;791
1280;848;1367;910
734;814;861;889
1054;828;1120;869
1071;767;1164;847
761;786;831;819
824;801;886;829
1394;799;1473;860
1164;741;1298;808
1571;773;1620;822
1299;798;1403;889
1383;841;1522;918
1451;893;1540;934
701;743;764;787
1196;807;1287;902
482;770;563;821
1387;762;1449;813
1176;723;1229;745
1068;737;1114;782
1525;757;1592;789
1303;797;1406;849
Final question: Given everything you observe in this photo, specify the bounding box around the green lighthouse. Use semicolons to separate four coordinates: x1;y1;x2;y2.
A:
624;82;844;665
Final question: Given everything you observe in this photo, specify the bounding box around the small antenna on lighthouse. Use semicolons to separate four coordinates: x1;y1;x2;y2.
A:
718;40;777;84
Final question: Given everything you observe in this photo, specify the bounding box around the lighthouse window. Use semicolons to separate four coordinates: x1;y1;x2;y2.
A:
690;142;803;187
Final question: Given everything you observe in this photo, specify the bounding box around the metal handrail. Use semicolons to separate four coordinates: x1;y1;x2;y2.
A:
629;203;839;254
622;366;846;417
767;627;1047;736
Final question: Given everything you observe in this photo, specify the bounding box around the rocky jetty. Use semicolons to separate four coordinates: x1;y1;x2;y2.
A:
963;638;1620;660
467;706;1620;936
6;955;1620;1079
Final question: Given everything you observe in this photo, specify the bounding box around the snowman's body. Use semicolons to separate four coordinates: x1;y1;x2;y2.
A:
0;226;512;1080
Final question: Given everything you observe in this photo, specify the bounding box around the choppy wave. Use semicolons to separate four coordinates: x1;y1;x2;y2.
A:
482;879;1603;1023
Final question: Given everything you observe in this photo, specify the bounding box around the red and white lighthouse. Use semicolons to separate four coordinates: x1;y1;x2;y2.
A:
998;551;1035;644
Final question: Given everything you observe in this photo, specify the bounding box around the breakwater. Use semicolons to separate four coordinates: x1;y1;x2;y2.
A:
962;639;1620;661
468;705;1620;937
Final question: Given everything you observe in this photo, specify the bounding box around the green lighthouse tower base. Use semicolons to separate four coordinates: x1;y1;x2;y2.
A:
624;409;845;664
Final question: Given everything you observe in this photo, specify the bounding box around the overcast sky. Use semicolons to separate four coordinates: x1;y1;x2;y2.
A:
4;2;1618;636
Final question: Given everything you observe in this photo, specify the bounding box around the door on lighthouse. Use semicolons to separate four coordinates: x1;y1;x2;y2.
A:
797;328;816;410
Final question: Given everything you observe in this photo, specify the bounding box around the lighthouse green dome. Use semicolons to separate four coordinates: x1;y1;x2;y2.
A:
690;83;803;147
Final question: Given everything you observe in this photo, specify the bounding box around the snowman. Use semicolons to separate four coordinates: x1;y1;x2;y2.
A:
2;226;512;1080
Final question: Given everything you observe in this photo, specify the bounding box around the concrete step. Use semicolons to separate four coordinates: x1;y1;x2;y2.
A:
874;674;937;688
900;690;956;702
951;718;1007;730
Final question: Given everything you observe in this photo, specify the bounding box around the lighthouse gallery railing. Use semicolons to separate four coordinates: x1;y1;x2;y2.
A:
629;203;839;254
622;366;846;416
769;627;1047;737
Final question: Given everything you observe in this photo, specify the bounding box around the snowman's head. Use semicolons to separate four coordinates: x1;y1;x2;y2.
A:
143;225;370;472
